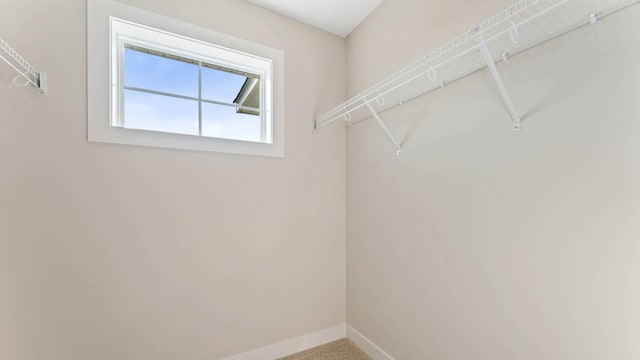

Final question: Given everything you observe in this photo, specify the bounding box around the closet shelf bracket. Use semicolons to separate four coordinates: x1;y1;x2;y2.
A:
363;97;402;155
476;32;521;131
0;37;47;95
313;0;640;148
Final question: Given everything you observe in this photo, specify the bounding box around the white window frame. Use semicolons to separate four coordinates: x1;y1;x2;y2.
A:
88;0;285;157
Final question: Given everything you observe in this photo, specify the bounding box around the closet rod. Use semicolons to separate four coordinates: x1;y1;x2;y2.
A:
314;0;572;129
343;0;639;128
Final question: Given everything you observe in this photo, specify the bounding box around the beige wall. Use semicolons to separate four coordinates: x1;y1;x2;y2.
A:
346;1;640;359
0;0;346;359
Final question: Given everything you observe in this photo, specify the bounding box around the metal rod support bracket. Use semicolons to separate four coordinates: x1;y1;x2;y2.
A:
37;73;47;95
363;98;402;155
476;34;522;131
1;38;47;95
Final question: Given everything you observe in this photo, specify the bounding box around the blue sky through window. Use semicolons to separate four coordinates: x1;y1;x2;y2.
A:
123;47;261;142
124;48;198;97
202;66;248;103
124;90;199;135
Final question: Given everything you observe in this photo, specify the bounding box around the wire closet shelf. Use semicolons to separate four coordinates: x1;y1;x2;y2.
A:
312;0;639;153
0;37;47;95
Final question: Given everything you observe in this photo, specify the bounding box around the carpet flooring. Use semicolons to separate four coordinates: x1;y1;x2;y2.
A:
279;339;371;360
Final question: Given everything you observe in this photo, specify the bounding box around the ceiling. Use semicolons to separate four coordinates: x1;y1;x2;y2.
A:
247;0;384;37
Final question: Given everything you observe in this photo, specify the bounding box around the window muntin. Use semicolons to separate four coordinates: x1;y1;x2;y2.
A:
110;17;274;145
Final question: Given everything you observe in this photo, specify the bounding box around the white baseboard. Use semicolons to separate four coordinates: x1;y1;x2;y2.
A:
219;324;346;360
346;325;396;360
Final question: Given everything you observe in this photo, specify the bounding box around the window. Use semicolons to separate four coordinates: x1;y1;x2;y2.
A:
88;0;284;157
112;19;271;143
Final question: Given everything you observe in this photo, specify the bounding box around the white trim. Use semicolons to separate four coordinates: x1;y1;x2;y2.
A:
87;0;285;157
219;324;346;360
110;17;273;142
346;325;396;360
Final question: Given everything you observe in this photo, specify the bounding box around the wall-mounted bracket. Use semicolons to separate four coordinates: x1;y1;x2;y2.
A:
0;37;47;95
37;72;47;95
476;34;521;131
363;98;402;155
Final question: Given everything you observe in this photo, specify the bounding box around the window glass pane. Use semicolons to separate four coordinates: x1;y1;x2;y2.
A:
202;66;253;103
124;47;198;97
124;90;199;136
202;103;262;142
